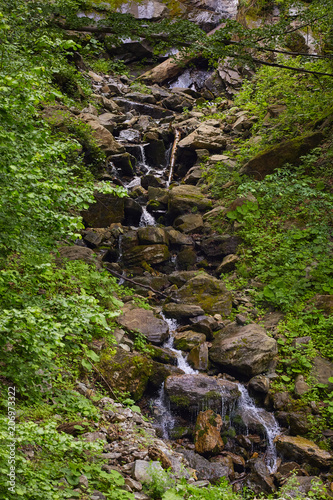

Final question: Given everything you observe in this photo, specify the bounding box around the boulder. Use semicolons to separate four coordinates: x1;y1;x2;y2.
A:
240;132;324;180
173;273;232;317
180;449;230;483
124;198;143;226
162;93;193;112
174;330;206;351
97;112;117;132
162;303;204;319
188;343;209;371
173;213;204;234
200;235;241;258
131;460;163;484
57;246;98;267
177;123;226;152
246;458;275;494
122;244;170;267
113;98;173;119
248;375;270;394
145;139;166;167
137;227;168;245
164;373;240;414
216;254;240;274
98;349;153;400
117;307;169;345
274;435;333;468
149;362;184;389
168;270;199;288
176;247;197;269
168;185;212;217
149;346;178;365
310;356;333;392
194;410;224;456
111;152;136;177
82;193;124;227
166;228;193;246
78;113;125;155
209;323;278;377
189;315;218;339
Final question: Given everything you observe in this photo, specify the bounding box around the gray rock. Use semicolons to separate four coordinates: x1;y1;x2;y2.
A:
137;227;168;245
117;306;169;345
168;185;212;217
163;303;204;319
274;435;333;469
180;449;230;482
131;460;164;484
82;193;124;227
209;323;278;377
173;213;204;234
294;374;310;397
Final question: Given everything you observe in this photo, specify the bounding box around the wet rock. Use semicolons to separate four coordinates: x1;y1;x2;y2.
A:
176;247;197;269
113;98;173;119
248;375;270;394
165;228;193;246
98;349;153;401
165;373;240;414
142;175;165;190
149;346;178;365
117;306;169;345
180;449;230;482
167;270;199;288
78;113;125;155
116;0;169;20
118;128;141;143
209;323;278;377
173;273;233;317
178;123;226;152
150;362;184;388
148;186;169;206
188;343;209;371
194;409;224;456
274;435;333;468
124;198;143;226
174;330;206;351
122;244;170;267
168;185;212;218
137;227;168;245
82;193;124;227
240;132;324;180
173;213;204;234
216;254;240;274
144;139;166;167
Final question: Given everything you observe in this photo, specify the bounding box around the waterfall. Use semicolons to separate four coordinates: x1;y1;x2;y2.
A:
139;207;156;227
161;315;197;375
236;384;280;473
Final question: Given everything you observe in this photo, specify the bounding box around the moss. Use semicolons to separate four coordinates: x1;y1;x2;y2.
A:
169;395;191;408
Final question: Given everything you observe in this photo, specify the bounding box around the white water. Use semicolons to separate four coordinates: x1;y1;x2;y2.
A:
161;315;197;375
236;384;280;473
139;207;156;227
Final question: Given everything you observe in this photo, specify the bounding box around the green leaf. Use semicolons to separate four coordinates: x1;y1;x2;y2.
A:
281;375;291;382
85;349;100;362
81;359;92;371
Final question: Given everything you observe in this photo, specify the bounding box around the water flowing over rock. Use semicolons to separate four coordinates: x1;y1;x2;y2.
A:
164;373;240;414
209;322;278;377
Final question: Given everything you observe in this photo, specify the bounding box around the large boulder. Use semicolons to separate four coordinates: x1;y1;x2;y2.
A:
164;373;240;414
240;132;324;180
173;330;206;351
162;303;204;319
180;449;230;482
137;227;168;245
122;244;170;267
188;343;209;371
209;323;278;377
57;246;99;268
199;234;241;258
117;306;169;345
173;273;232;317
194;410;224;456
78;113;125;155
274;435;333;469
82;192;124;227
173;213;204;234
168;185;212;218
98;349;153;400
177;123;226;152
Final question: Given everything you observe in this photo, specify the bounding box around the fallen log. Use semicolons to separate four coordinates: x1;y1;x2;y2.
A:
167;129;182;186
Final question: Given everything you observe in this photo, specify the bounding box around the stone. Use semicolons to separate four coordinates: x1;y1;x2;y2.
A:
124;198;143;226
97;112;117;132
314;294;333;314
189;315;218;339
162;303;204;320
144;139;166;167
246;458;275;494
98;349;153;401
240;132;324;180
142;175;165;190
180;449;230;483
168;185;212;218
173;330;206;351
125;478;142;492
177;123;226;152
148;446;172;469
248;375;270;394
148;186;169;206
166;228;193;246
117;307;169;345
116;0;169;21
188;343;209;371
173;214;204;234
194;410;224;456
200;235;241;258
137;227;168;245
131;460;164;484
82;230;103;248
78;113;125;155
78;475;89;490
149;346;178;365
122;244;170;267
164;373;240;414
216;254;240;274
81;432;107;442
149;362;184;388
82;193;124;227
162;93;193;112
274;435;333;468
57;246;99;268
294;374;310;396
310;356;333;392
209;323;278;377
176;247;197;269
173;273;233;317
167;270;199;288
113;98;173;119
111;152;136;177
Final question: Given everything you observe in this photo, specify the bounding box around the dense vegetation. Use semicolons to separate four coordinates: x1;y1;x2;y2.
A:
1;0;333;498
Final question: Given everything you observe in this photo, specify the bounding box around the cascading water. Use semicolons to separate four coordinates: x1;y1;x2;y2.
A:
236;384;280;473
139;207;156;227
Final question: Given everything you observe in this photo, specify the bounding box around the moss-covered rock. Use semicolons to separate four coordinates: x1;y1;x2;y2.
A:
122;244;170;267
173;330;206;352
98;348;153;401
240;132;324;180
168;185;212;218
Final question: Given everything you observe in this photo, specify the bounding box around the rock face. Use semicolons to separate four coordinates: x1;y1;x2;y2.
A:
164;373;240;414
117;307;169;345
82;193;124;227
274;435;333;469
78;113;125;155
209;323;278;377
194;410;224;456
173;273;232;317
122;244;170;267
240;132;324;179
